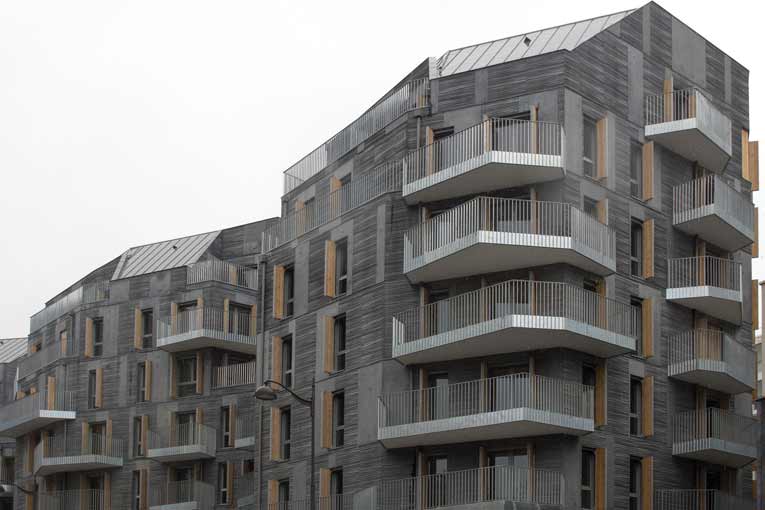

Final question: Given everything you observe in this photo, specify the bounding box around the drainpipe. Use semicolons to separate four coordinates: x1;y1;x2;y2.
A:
257;253;267;510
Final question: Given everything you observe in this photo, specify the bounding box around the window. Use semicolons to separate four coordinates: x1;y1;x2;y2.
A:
176;355;197;398
244;459;255;474
432;127;454;141
228;303;250;335
335;239;348;296
630;376;643;436
175;412;196;445
141;309;153;348
281;336;293;388
333;315;347;372
630;219;643;277
630;141;643;199
59;330;68;355
221;406;232;448
280;407;291;460
330;468;343;497
332;391;345;448
133;417;144;457
88;370;97;409
278;479;290;506
629;457;642;510
340;174;352;212
582;365;596;387
284;267;295;317
583;279;598;294
92;318;104;356
631;297;643;356
583;196;598;219
583;117;597;178
132;471;142;510
581;450;595;509
218;462;229;504
137;362;146;403
90;422;105;455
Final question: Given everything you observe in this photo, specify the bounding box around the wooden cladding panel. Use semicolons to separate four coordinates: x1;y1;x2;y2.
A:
643;219;655;279
273;265;285;319
642;298;654;358
321;391;332;448
46;376;56;410
324;316;335;374
320;467;331;498
663;78;674;122
324;240;337;297
642;142;654;200
270;407;281;460
642;375;654;437
140;415;149;456
250;304;258;336
641;456;654;510
134;307;143;349
81;421;91;454
751;141;759;191
268;479;279;506
596;199;608;225
753;280;759;331
271;336;282;384
85;318;94;358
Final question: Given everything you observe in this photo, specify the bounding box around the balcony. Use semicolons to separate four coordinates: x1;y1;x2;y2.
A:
146;423;216;463
30;280;109;333
404;197;615;283
672;408;758;468
668;329;756;394
187;259;258;291
378;373;593;448
402;118;564;204
157;306;258;355
212;360;258;390
645;88;732;172
655;490;754;510
150;480;214;510
34;434;124;476
666;256;742;324
39;490;104;510
18;340;75;380
0;390;76;437
673;175;754;251
392;279;638;365
0;447;14;497
380;464;564;509
235;408;256;449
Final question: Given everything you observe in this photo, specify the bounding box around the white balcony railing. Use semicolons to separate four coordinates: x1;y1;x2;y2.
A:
655;489;754;510
148;422;217;453
235;408;257;447
35;433;125;471
212;360;258;389
1;390;76;423
151;480;214;508
30;281;109;333
668;256;742;291
673;408;758;451
156;306;256;348
668;329;755;389
39;490;104;510
18;340;75;379
187;259;258;290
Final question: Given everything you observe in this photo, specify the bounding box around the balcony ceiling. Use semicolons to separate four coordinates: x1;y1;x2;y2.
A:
645;121;731;173
665;288;742;325
0;410;77;438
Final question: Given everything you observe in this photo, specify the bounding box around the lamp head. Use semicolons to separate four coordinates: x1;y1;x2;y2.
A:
254;384;277;401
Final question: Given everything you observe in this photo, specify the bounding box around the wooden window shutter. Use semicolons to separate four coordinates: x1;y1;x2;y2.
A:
169;354;177;399
139;469;148;510
250;304;258;337
595;447;606;510
642;142;654;201
106;417;113;447
60;330;68;357
85;317;94;358
329;176;342;218
321;391;332;448
46;376;56;410
595;362;607;427
271;336;282;384
425;126;435;176
196;351;204;394
226;461;234;507
743;129;751;181
324;240;337;298
482;114;492;153
195;297;204;327
320;467;331;498
134;307;143;349
81;421;91;454
596;117;607;180
750;140;759;191
642;375;654;437
144;360;153;402
267;480;279;506
663;77;674;122
140;415;149;456
95;367;104;408
270;407;281;460
642;219;655;279
754;208;759;258
170;302;178;335
753;280;760;331
324;316;335;374
295;200;306;235
195;407;204;426
596;199;608;225
642;298;654;358
641;456;654;510
273;265;285;319
530;105;539;154
104;472;112;510
223;298;230;333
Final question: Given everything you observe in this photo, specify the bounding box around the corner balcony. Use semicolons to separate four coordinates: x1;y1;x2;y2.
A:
402;118;564;204
157;306;258;355
672;408;758;468
380;464;564;509
645;88;732;172
673;175;754;252
378;373;593;448
146;423;216;463
235;408;256;449
150;480;214;510
18;340;75;380
0;390;76;437
39;490;104;510
187;259;258;291
404;197;615;283
34;434;124;476
668;330;756;394
393;279;638;365
666;257;742;324
655;490;754;510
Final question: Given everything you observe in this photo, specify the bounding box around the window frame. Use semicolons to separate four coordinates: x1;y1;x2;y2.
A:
136;362;146;403
284;266;295;317
92;317;104;357
132;470;142;510
333;315;347;372
630;140;643;199
330;468;343;497
629;376;643;436
141;309;154;348
281;336;293;388
582;116;597;179
630;218;643;277
218;462;229;504
221;406;232;448
280;407;291;460
631;296;644;357
87;369;97;409
581;449;596;510
332;391;345;448
629;457;642;510
176;355;197;398
133;417;143;457
335;238;348;296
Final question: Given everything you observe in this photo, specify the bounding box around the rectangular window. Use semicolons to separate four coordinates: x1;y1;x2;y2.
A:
90;422;105;455
629;457;642;510
141;309;153;348
88;370;97;409
280;407;291;460
332;391;345;448
583;196;598;219
582;365;596;387
137;362;146;403
59;330;68;354
630;141;643;199
631;297;643;356
133;417;143;457
132;471;142;510
630;219;643;277
583;117;597;178
581;449;595;509
284;267;295;317
335;239;348;296
630;376;643;436
278;480;290;505
330;468;343;497
92;318;104;356
176;355;197;398
221;406;231;448
334;315;347;372
228;303;250;335
175;412;196;445
218;462;229;504
281;336;293;388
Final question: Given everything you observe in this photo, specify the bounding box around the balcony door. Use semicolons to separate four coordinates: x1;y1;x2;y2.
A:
426;373;450;421
488;450;529;502
424;455;448;509
175;412;196;447
492;112;532;154
87;474;104;510
488;365;529;412
173;467;194;503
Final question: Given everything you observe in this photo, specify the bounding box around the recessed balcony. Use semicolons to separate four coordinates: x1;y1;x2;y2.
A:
18;340;76;380
403;197;615;283
157;306;258;355
655;490;754;510
378;373;593;448
673;175;754;251
150;480;214;510
146;423;216;463
392;279;638;365
186;259;259;291
668;329;756;394
34;434;124;476
666;256;742;324
645;88;732;173
39;489;105;510
402;118;564;204
0;390;76;438
672;408;758;468
212;360;258;390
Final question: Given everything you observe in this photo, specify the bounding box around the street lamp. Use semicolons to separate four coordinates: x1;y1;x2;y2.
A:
255;379;315;510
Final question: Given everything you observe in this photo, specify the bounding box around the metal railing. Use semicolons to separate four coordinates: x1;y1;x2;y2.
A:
380;464;564;509
283;78;429;193
403;118;563;185
187;259;258;290
667;256;742;290
148;422;217;451
393;279;639;346
265;161;402;252
30;280;110;333
151;480;214;507
403;196;614;270
156;306;256;344
672;408;758;449
673;175;754;233
212;360;258;389
236;408;257;443
35;433;125;468
39;489;104;510
18;340;75;379
379;373;593;428
655;489;754;510
1;389;76;422
0;451;14;483
667;329;755;386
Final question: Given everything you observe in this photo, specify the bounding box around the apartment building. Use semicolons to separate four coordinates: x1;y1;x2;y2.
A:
1;2;760;509
0;338;26;510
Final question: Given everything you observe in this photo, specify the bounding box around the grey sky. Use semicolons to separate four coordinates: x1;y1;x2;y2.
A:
1;0;761;335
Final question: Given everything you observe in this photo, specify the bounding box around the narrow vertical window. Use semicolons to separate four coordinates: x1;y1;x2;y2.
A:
88;370;97;409
631;297;644;356
176;355;197;398
221;406;231;448
332;391;345;448
630;219;643;277
630;376;643;436
92;317;104;356
141;309;153;348
136;362;146;403
335;239;348;295
284;267;295;317
281;336;293;388
629;457;642;510
630;141;643;199
280;407;291;460
581;449;595;509
218;462;229;504
133;417;143;457
334;315;346;372
583;117;597;178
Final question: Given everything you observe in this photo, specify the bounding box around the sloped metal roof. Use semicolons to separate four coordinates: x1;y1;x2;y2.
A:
0;338;27;364
112;231;220;280
435;8;635;77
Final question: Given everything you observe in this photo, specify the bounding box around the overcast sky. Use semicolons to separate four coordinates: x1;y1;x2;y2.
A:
0;0;761;335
